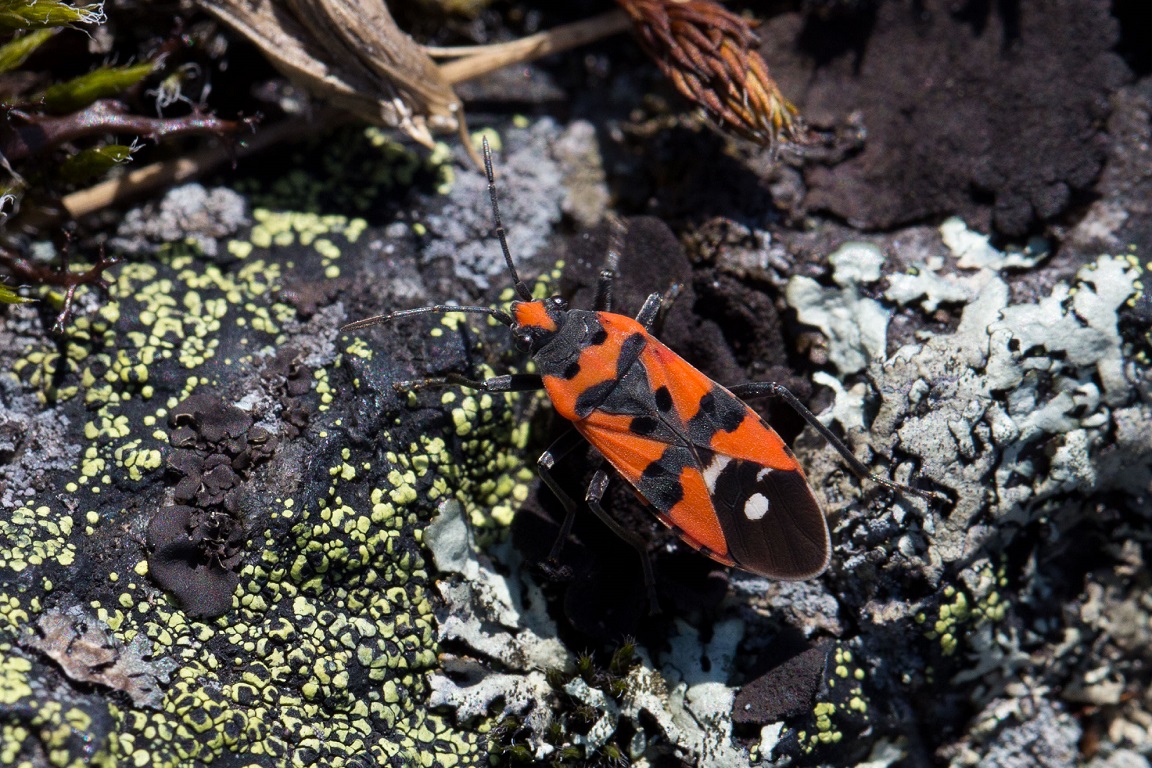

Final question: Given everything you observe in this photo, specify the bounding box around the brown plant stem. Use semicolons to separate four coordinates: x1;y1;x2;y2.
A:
1;100;256;163
61;113;325;220
0;241;120;332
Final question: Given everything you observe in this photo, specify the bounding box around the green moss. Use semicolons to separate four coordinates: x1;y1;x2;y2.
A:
0;28;54;71
40;60;156;113
60;144;135;183
0;1;103;31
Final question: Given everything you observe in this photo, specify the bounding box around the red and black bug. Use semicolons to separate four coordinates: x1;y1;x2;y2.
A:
343;139;932;600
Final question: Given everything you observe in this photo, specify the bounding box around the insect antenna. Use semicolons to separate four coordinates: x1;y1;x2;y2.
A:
341;305;513;333
482;137;534;302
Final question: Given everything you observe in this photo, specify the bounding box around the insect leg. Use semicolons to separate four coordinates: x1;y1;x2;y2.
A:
395;372;544;393
634;284;683;334
538;440;659;609
594;268;617;313
538;429;596;560
729;381;939;504
585;469;660;610
594;218;624;312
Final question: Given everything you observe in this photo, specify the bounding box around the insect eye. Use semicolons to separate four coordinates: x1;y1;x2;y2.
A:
549;296;567;310
514;331;533;350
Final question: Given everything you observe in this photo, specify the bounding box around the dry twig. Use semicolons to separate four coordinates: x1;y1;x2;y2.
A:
1;99;256;162
0;239;120;332
434;10;631;83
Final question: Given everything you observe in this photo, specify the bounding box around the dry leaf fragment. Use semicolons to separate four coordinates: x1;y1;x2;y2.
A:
617;0;800;146
198;0;460;148
24;607;177;709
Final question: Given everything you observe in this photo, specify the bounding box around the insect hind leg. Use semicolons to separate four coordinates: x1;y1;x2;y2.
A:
585;469;660;612
538;436;660;613
729;381;940;504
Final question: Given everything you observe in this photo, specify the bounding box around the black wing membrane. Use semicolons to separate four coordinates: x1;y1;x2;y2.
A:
587;341;831;580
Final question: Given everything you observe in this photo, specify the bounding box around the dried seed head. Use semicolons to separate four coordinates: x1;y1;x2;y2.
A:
618;0;800;146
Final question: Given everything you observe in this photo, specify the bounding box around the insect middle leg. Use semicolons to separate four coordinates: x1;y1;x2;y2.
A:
728;381;938;503
537;428;595;557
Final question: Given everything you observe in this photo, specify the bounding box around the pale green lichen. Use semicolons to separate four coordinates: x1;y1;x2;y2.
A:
0;135;539;765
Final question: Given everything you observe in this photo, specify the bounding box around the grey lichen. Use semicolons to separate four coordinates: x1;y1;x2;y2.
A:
774;216;1149;765
24;606;177;709
425;499;572;676
874;240;1144;559
786;242;890;374
112;183;249;259
421;122;565;290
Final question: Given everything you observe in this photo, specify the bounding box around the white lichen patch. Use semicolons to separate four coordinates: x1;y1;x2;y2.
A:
940;217;1047;271
871;250;1146;573
991;256;1135;406
564;678;619;752
425;500;572;745
23;606;177;709
425;500;569;674
429;665;558;747
618;661;748;768
787;242;890;374
884;258;981;314
812;371;868;433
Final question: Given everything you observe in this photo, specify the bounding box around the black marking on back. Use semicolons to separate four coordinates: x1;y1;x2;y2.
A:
616;333;647;376
654;386;673;412
701;390;745;430
571;332;650;419
562;361;581;379
636;447;689;511
629;416;661;436
574;380;618;418
687;387;748;445
590;328;609;345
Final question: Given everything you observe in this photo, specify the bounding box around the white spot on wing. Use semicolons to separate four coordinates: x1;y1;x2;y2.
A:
701;454;732;492
744;493;770;520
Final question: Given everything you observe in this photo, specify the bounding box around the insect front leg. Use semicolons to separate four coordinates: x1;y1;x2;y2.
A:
633;284;683;334
594;216;626;312
394;372;544;394
594;267;617;313
729;381;940;504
